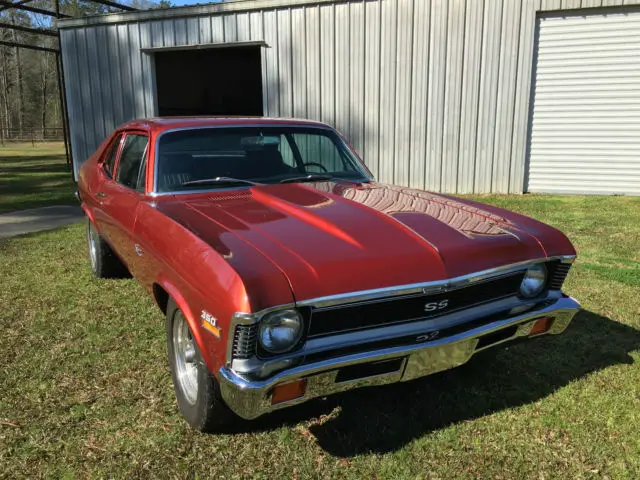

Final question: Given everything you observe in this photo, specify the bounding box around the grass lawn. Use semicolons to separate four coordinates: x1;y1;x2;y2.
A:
1;195;639;478
0;142;76;214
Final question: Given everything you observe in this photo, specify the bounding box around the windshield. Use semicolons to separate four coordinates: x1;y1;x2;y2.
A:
155;126;372;193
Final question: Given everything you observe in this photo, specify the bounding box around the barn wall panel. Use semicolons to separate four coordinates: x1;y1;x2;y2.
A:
61;0;640;190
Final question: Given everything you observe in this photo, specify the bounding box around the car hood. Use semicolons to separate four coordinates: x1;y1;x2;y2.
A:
157;182;573;302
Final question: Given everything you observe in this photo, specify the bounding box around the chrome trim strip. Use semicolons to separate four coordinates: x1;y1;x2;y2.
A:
151;123;371;195
148;185;253;198
218;296;581;420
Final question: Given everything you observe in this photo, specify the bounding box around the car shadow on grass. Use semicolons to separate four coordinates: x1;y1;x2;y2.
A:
231;310;640;456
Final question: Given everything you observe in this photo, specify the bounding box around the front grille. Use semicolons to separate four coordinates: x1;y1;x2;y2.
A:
303;306;519;365
232;324;258;359
303;298;556;366
548;261;572;290
307;272;525;338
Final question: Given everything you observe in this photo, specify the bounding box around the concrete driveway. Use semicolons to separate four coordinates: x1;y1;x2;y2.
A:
0;205;84;239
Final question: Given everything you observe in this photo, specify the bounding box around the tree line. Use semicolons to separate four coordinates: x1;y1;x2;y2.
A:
0;0;169;142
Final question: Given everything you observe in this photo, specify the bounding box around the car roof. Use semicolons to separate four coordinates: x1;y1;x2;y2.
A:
119;116;333;134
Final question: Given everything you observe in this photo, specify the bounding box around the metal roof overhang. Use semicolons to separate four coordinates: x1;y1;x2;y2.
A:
57;0;349;28
140;40;269;53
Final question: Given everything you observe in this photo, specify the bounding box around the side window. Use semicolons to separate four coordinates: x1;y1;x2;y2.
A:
115;134;149;191
103;134;122;178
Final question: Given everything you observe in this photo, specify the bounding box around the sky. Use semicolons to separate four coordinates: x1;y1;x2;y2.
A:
169;0;222;6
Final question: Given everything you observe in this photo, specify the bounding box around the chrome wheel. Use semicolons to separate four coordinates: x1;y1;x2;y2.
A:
87;223;98;271
172;311;199;405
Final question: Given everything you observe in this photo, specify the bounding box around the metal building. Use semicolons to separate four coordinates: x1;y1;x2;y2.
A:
58;0;640;195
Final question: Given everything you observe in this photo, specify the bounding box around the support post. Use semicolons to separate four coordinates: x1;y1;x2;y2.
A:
55;49;73;174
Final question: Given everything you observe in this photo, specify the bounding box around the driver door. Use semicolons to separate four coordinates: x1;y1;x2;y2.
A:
98;132;149;274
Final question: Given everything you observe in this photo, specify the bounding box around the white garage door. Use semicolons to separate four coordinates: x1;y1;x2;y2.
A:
528;11;640;195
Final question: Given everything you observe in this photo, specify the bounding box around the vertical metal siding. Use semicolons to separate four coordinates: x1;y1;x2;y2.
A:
528;9;640;194
408;0;430;190
305;6;320;121
319;4;335;127
457;0;483;193
441;0;465;193
378;0;396;185
335;3;350;145
349;2;365;155
425;0;447;192
60;0;640;193
393;0;413;187
363;0;381;178
492;0;521;193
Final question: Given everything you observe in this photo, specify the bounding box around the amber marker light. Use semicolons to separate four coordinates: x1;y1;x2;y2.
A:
271;379;308;405
529;316;553;336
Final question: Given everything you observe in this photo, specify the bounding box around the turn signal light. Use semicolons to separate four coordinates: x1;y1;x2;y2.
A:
529;316;553;336
271;379;307;405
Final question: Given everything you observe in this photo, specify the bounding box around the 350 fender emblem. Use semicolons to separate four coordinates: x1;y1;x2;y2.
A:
201;310;221;338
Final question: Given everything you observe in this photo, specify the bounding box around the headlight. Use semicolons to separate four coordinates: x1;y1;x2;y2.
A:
258;309;304;354
520;264;547;298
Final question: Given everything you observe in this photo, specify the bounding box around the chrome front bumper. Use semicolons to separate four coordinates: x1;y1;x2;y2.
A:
218;296;581;420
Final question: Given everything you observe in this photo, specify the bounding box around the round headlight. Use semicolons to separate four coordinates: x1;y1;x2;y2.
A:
258;309;304;354
520;264;547;298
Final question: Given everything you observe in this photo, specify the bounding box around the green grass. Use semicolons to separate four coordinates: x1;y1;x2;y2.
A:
1;195;639;479
0;142;76;214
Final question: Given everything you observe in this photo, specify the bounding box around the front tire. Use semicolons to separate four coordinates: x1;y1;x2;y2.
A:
86;218;129;278
166;299;238;432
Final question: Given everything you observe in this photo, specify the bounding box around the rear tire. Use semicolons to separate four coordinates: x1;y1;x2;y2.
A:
166;299;239;432
86;218;129;278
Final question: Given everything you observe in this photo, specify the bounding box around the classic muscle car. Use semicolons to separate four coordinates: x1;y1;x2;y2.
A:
78;117;580;431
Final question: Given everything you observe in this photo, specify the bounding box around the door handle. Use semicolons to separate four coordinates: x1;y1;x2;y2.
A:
96;192;107;198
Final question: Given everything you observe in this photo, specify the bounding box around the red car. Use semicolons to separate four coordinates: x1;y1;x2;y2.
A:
78;117;580;431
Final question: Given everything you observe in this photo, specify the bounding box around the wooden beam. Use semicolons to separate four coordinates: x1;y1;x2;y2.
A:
0;21;59;37
91;0;138;12
0;1;71;18
0;0;33;13
0;39;58;53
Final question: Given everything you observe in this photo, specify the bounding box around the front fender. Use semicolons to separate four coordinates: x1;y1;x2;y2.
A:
156;277;214;371
81;203;96;228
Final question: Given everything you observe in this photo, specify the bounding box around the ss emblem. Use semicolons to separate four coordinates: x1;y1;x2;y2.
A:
424;299;449;312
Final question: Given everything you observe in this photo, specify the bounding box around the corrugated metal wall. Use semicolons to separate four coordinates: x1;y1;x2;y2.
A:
59;0;640;193
528;9;640;195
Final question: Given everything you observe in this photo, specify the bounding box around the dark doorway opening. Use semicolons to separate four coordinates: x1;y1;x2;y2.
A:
154;46;263;117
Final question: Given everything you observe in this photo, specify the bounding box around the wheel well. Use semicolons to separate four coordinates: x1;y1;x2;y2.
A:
153;283;170;314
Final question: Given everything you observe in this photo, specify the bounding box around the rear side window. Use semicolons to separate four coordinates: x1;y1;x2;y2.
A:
115;134;149;191
103;134;122;178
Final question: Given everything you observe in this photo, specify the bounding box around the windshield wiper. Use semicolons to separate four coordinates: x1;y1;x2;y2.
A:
280;174;334;184
181;177;262;187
